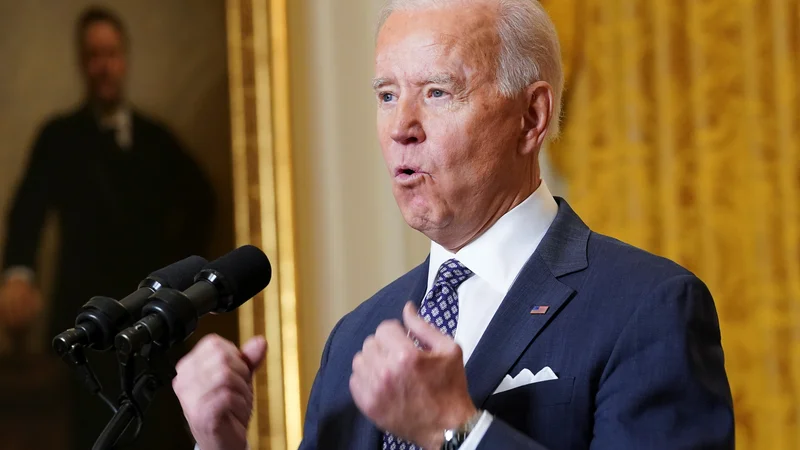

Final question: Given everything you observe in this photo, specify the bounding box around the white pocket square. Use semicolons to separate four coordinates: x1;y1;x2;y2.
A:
492;366;558;395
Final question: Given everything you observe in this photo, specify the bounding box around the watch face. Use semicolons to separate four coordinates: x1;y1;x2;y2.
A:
441;431;466;450
442;410;481;449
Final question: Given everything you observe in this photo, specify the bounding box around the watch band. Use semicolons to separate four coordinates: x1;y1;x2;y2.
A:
440;410;483;450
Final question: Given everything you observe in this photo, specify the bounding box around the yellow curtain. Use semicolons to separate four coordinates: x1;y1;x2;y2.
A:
543;0;800;448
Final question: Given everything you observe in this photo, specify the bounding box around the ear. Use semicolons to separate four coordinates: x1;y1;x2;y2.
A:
519;81;554;156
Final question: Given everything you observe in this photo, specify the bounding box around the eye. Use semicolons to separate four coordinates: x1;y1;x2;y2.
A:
379;92;395;102
430;89;446;98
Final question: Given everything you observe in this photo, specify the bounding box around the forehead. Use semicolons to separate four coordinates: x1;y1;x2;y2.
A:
375;4;500;80
83;21;124;45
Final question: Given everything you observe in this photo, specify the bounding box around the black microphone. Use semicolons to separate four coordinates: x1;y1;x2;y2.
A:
115;245;271;354
53;255;208;355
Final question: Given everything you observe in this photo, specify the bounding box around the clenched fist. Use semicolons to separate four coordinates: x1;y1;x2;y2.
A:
0;276;43;331
350;302;477;449
173;334;267;450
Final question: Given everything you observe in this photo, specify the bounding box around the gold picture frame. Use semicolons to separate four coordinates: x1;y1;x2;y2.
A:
226;0;301;448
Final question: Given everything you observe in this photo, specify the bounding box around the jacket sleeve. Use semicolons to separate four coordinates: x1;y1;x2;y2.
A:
477;274;734;450
298;317;345;450
2;124;57;273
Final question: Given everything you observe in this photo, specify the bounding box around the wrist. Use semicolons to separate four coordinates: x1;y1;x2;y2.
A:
423;405;480;449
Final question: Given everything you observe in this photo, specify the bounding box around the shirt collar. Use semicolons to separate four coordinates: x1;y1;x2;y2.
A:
98;106;131;130
95;104;133;149
427;180;559;295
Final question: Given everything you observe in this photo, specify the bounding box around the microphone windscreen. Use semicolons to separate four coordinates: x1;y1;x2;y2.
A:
204;245;272;309
148;255;208;290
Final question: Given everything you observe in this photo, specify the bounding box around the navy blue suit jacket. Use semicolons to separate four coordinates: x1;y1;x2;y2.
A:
300;199;734;449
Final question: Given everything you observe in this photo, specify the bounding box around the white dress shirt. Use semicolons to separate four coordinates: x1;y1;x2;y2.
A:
424;180;558;449
98;105;133;150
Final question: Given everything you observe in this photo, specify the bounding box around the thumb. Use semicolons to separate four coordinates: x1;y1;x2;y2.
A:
240;335;268;372
402;301;451;351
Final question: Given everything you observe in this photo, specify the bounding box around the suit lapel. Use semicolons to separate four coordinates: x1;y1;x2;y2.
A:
354;257;430;450
465;198;590;408
407;256;431;307
355;414;382;450
464;254;575;407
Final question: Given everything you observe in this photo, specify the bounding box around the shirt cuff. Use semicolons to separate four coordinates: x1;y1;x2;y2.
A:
456;411;493;450
3;266;35;283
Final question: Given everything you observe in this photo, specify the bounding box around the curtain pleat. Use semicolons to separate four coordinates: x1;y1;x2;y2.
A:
544;1;800;447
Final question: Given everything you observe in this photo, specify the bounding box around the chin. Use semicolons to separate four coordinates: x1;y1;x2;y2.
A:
396;201;425;230
393;184;453;232
396;197;449;236
93;90;123;106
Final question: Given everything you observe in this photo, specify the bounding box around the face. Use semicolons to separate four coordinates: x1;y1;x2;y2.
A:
80;21;127;107
375;5;547;249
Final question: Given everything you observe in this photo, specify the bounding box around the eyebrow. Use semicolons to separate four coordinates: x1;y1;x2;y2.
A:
420;73;459;87
372;77;393;91
372;73;464;91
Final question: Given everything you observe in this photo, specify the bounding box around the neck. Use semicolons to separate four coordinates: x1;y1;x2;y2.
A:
438;176;541;253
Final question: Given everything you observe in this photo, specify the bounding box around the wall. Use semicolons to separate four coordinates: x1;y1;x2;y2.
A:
287;0;429;410
0;0;236;348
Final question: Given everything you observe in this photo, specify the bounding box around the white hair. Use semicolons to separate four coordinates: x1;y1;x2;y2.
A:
377;0;564;139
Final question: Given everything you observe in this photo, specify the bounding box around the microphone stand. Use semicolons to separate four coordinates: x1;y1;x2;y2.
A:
92;342;176;450
59;342;119;414
55;295;138;416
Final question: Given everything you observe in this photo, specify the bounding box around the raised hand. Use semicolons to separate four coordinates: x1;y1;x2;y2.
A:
0;276;43;332
350;302;477;449
173;334;267;450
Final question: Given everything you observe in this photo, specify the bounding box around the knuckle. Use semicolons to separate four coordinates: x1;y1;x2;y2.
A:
362;335;375;351
198;333;222;349
352;352;363;374
396;349;416;366
211;366;238;388
174;355;191;374
377;367;393;387
375;320;400;337
204;334;236;357
208;335;230;352
348;373;357;391
362;336;379;357
210;348;232;367
171;376;185;394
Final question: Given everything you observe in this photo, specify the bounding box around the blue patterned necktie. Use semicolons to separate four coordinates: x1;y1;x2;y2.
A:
382;258;474;450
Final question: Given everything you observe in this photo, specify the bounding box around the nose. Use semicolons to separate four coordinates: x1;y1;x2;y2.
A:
390;99;426;145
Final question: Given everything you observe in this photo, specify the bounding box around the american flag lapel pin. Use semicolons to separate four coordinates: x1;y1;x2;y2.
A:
530;305;549;315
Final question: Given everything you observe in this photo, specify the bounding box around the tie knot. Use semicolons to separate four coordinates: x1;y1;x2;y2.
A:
434;258;474;289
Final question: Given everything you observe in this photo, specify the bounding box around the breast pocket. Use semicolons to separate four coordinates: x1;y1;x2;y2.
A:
483;377;576;445
486;377;575;409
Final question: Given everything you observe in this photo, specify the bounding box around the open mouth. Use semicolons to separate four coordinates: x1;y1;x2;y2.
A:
395;166;422;177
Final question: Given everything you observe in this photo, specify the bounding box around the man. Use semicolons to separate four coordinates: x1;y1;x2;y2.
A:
173;0;735;449
0;6;212;450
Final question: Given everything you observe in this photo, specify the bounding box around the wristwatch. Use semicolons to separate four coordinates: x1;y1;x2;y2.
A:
440;410;483;450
